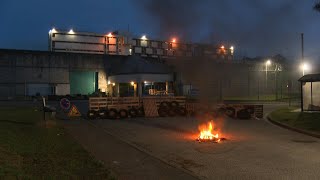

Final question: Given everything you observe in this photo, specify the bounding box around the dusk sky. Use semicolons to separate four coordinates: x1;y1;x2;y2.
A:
1;0;320;60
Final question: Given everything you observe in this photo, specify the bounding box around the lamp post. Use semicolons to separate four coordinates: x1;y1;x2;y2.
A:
265;60;271;89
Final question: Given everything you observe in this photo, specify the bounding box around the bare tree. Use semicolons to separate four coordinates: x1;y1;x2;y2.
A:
314;2;320;12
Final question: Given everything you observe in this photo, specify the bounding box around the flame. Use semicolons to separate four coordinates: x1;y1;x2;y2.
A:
198;122;220;141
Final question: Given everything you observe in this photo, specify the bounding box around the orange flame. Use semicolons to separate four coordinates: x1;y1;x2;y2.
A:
198;122;220;141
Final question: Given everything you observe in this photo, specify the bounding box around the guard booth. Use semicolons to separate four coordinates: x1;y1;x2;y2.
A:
299;74;320;111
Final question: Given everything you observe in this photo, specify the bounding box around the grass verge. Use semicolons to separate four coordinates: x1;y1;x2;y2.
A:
0;106;115;179
268;107;320;134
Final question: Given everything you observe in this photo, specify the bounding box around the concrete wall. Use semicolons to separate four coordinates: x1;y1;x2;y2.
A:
0;49;301;101
0;49;106;98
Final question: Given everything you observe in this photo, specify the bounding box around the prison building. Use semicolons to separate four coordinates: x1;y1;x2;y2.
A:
48;28;234;60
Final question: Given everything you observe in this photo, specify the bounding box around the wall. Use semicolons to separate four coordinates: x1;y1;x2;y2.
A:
0;49;106;98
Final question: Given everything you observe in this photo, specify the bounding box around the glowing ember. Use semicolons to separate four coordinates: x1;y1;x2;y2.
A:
197;121;223;143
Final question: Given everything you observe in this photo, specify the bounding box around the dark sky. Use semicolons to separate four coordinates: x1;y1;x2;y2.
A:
0;0;319;60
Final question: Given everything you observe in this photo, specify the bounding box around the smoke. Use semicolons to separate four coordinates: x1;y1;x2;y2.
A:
136;0;204;41
136;0;316;57
135;0;318;106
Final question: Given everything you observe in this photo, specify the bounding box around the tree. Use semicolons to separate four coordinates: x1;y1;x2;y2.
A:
314;2;320;12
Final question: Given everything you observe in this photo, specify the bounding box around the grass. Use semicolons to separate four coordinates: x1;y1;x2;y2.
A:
269;107;320;134
0;106;115;179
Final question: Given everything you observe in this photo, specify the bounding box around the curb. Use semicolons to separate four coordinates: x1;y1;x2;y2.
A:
267;116;320;139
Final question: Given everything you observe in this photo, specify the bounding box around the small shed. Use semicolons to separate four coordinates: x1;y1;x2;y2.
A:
299;74;320;111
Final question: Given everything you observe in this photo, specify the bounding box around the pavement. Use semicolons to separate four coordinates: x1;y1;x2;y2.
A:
62;119;199;180
59;102;320;180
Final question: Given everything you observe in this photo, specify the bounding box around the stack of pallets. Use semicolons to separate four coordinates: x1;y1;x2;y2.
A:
142;98;159;117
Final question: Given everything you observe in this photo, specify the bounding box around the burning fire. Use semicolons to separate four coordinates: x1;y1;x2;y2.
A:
197;121;222;142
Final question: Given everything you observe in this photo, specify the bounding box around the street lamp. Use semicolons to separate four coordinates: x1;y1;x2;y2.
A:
141;35;147;40
300;62;310;76
266;60;271;88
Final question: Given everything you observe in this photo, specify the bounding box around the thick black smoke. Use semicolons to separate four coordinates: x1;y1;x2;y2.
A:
136;0;317;57
134;0;320;105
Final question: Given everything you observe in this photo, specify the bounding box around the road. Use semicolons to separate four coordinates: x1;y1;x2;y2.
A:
85;113;320;180
57;101;320;179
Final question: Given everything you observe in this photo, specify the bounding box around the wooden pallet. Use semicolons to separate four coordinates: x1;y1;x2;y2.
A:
89;97;141;111
142;99;159;117
254;105;263;118
89;96;187;114
142;96;186;108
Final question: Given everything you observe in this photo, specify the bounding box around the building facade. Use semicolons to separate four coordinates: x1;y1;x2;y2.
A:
48;28;234;60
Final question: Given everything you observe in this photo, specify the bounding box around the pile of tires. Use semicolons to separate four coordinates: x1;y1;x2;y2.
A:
87;107;145;120
218;106;252;119
157;101;187;117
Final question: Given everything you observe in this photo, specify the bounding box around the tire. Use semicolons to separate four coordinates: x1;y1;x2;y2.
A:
160;101;170;109
128;108;138;118
87;110;97;120
119;109;128;119
108;108;118;119
225;107;236;118
175;107;187;116
168;108;176;117
169;101;179;108
137;107;145;117
98;109;108;119
158;107;168;117
237;109;251;119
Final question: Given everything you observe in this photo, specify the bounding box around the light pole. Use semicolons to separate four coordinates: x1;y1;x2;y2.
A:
265;60;271;89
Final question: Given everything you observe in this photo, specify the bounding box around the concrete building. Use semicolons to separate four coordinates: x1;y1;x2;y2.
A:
48;28;234;60
0;49;175;99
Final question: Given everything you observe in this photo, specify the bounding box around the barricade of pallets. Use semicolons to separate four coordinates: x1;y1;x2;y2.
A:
87;96;187;119
89;97;141;111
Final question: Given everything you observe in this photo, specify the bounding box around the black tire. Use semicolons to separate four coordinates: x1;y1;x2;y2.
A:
160;101;170;109
169;101;179;108
98;109;108;119
167;108;176;117
137;107;145;117
128;108;138;118
237;109;251;119
225;107;236;118
175;107;187;116
87;110;97;120
119;109;128;119
158;107;168;117
108;108;118;119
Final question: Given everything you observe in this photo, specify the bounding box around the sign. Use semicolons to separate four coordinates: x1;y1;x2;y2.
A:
68;105;81;117
60;98;71;110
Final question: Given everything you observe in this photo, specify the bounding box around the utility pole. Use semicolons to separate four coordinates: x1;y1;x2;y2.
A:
301;33;304;62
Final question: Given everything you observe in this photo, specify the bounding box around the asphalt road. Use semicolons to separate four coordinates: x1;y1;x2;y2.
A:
5;100;316;179
87;114;320;180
